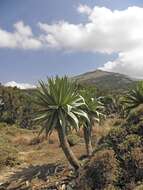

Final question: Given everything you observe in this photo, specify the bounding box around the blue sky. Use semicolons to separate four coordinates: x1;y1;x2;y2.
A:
0;0;143;86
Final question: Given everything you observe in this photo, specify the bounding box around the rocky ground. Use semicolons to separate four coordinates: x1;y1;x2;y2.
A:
0;120;112;190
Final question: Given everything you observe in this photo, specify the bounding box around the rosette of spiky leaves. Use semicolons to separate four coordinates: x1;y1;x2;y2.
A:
124;81;143;111
79;89;105;124
34;76;89;136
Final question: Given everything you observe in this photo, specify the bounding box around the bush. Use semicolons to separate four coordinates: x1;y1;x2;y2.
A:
67;134;80;146
0;122;8;129
118;134;142;154
127;105;143;125
78;149;120;190
103;127;127;152
131;148;143;181
0;145;20;168
126;124;143;136
117;145;143;187
0;125;20;168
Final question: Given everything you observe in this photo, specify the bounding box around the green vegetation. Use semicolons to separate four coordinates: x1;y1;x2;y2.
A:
0;85;35;128
34;76;89;170
79;87;105;156
67;133;81;146
0;77;143;190
124;81;143;110
0;123;29;169
73;69;136;93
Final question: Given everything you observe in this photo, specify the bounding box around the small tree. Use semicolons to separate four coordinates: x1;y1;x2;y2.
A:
124;81;143;111
34;76;89;170
103;95;126;118
79;89;105;157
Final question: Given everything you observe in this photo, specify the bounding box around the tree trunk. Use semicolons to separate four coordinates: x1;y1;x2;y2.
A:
83;126;93;157
56;125;80;170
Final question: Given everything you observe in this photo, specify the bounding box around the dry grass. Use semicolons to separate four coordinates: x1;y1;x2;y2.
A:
91;118;117;146
0;119;116;188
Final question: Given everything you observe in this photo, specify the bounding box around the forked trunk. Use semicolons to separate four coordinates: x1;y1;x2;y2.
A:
83;125;93;157
56;125;80;170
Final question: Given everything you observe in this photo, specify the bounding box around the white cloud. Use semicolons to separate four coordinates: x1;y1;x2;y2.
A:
1;6;143;77
0;21;42;49
77;4;92;15
99;48;143;78
5;81;36;89
38;6;143;53
38;5;143;77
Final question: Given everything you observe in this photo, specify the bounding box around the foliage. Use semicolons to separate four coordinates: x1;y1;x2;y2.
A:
97;108;143;189
0;144;19;168
0;76;143;189
78;149;119;190
34;76;89;136
34;76;89;169
103;127;128;153
127;105;143;125
0;86;35;128
67;133;81;146
101;95;126;118
0;96;4;118
0;124;20;168
124;81;143;111
79;88;105;124
74;69;136;94
77;100;143;190
78;87;105;156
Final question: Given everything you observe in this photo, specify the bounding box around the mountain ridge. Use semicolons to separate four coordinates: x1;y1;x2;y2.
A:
73;69;137;91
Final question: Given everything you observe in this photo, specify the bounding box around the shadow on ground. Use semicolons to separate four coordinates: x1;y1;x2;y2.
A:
0;163;65;190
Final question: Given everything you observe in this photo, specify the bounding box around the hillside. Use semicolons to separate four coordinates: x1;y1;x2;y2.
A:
73;69;137;92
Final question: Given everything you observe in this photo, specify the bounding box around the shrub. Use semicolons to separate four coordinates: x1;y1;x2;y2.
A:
118;147;143;187
67;134;80;146
0;145;20;168
131;148;143;181
118;134;142;154
0;125;20;168
127;105;143;125
0;122;8;129
126;124;143;136
113;119;123;127
78;149;120;190
103;127;127;152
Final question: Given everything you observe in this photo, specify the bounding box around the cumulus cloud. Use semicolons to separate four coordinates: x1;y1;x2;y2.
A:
99;49;143;78
38;5;143;77
1;6;143;77
77;4;92;15
5;81;36;89
0;21;42;49
38;6;143;53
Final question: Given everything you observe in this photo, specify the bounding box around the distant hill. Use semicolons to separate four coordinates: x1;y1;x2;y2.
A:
73;70;137;92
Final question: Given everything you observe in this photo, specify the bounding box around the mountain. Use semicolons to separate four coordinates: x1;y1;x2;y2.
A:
73;70;137;92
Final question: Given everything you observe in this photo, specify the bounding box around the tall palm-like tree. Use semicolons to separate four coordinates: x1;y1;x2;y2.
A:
79;89;105;157
34;76;89;170
124;81;143;111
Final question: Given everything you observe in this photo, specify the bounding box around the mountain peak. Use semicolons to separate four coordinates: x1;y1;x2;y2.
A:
73;69;136;91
